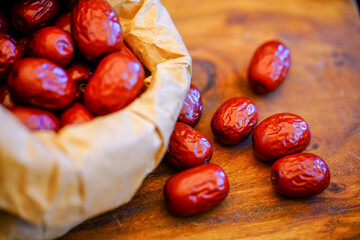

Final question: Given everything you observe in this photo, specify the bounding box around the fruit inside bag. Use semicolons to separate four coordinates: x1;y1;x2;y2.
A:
0;0;191;239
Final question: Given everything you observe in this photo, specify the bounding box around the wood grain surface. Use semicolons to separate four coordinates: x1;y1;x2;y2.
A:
61;0;360;239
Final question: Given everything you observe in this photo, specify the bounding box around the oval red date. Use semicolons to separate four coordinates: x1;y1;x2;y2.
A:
84;52;144;115
27;26;74;66
252;113;311;162
271;153;330;198
211;97;258;145
248;40;291;94
60;102;94;127
11;0;60;34
71;0;123;62
10;106;60;131
177;83;203;127
165;122;213;171
164;163;229;216
0;34;22;82
8;58;76;110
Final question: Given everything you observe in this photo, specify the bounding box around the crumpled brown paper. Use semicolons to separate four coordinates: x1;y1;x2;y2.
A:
0;0;192;239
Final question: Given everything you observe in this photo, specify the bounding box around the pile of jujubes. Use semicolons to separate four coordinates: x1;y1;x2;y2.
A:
0;0;144;131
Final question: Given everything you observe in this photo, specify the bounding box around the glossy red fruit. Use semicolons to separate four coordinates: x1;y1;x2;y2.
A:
84;52;144;115
54;12;71;33
0;34;22;82
252;113;311;162
248;40;291;94
211;97;258;145
27;26;74;66
0;12;9;33
165;122;213;171
177;84;203;127
71;0;123;62
8;58;76;110
271;153;330;198
0;85;16;108
10;106;60;131
164;163;230;216
11;0;60;34
60;102;94;126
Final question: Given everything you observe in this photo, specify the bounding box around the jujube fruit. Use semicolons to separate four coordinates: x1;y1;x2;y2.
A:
10;106;60;131
11;0;60;34
84;52;144;115
27;26;74;66
71;0;123;62
248;40;290;94
0;34;22;82
60;102;94;126
211;97;258;145
165;122;213;171
164;164;230;216
177;83;203;127
252;113;311;162
271;153;330;198
8;58;76;110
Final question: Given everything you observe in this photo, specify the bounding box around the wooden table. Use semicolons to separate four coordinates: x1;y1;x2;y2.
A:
62;0;360;239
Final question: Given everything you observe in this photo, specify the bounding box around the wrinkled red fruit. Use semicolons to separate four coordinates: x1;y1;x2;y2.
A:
54;12;71;33
71;0;123;62
177;83;203;127
8;58;76;110
27;26;74;66
84;52;144;115
11;0;60;34
165;122;213;171
10;106;60;131
0;85;16;108
0;34;22;82
271;153;330;198
164;164;230;216
0;12;9;33
248;40;290;94
60;102;94;126
211;97;258;145
252;113;311;162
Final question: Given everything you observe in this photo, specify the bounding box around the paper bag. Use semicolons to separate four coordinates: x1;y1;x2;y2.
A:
0;0;192;238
